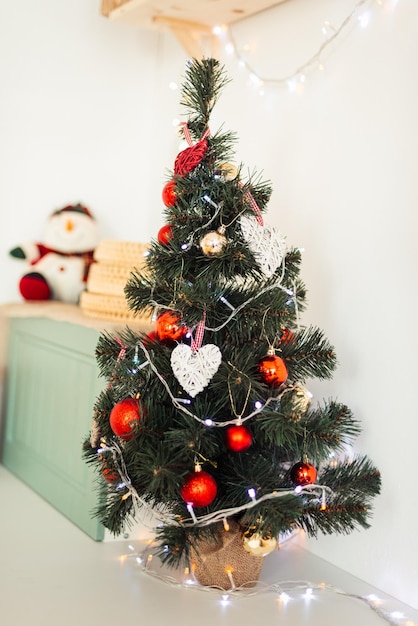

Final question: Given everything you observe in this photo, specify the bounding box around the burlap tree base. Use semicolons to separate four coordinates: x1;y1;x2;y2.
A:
189;521;264;589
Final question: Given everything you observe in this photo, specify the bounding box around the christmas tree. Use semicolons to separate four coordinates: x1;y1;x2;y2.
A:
84;58;380;589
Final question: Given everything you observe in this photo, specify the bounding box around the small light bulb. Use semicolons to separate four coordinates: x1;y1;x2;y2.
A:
204;418;214;426
321;21;336;37
248;488;256;501
187;503;198;523
279;592;290;604
254;400;263;410
358;11;371;28
287;78;297;93
367;594;382;605
294;485;303;494
225;42;235;55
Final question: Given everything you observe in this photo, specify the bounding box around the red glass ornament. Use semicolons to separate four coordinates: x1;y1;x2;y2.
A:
180;470;217;508
290;461;317;486
102;467;119;484
258;353;288;387
109;397;143;440
157;224;173;246
280;327;296;346
225;425;252;452
174;139;208;176
162;180;177;207
155;310;186;342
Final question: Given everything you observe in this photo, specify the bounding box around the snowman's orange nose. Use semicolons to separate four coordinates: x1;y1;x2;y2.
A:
66;219;74;232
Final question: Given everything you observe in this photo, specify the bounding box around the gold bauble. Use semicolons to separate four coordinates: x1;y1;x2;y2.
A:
242;532;278;557
199;229;227;257
280;385;312;422
218;162;239;181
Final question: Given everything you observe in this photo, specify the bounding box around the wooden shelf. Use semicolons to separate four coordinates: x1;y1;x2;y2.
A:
101;0;288;57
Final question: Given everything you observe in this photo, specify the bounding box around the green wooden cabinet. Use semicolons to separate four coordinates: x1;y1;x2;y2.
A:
2;316;105;540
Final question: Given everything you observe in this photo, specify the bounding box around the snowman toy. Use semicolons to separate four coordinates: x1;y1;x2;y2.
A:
9;203;99;304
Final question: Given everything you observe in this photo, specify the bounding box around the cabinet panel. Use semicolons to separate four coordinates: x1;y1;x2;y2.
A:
2;318;104;540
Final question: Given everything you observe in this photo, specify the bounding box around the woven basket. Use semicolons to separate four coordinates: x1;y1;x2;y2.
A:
86;262;135;297
93;239;149;267
189;521;264;590
79;291;150;322
79;239;150;322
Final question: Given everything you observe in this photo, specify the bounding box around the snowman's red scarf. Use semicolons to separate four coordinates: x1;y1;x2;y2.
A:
31;244;95;281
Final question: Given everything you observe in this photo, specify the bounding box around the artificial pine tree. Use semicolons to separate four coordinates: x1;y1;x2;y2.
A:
83;58;381;589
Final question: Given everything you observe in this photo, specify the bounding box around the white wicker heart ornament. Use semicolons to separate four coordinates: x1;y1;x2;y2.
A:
171;343;222;398
240;215;287;278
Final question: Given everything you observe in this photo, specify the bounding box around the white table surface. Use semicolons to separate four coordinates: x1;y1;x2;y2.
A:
0;465;416;626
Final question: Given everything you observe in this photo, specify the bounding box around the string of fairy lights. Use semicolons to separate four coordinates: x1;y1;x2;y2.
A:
214;0;392;95
168;0;396;101
118;539;416;626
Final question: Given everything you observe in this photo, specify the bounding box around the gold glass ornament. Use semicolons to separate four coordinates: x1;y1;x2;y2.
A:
218;162;239;181
280;385;312;422
199;226;227;257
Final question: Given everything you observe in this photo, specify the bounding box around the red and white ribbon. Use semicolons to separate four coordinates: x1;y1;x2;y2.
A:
179;121;210;147
238;181;264;226
115;337;127;362
191;311;206;353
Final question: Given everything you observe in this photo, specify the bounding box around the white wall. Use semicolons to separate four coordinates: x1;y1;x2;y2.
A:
0;0;171;302
1;0;417;612
222;0;418;611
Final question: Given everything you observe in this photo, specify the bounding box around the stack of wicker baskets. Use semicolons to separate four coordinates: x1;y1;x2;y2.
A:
80;239;150;322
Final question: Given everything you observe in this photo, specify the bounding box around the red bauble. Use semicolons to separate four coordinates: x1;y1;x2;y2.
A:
174;139;208;176
290;461;317;486
155;310;186;342
280;327;296;346
109;397;143;440
258;354;288;387
162;180;177;207
102;467;119;484
225;425;252;452
157;224;173;245
180;470;217;508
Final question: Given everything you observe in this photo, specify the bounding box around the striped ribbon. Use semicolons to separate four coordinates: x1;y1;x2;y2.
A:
191;311;206;352
179;121;210;147
115;337;127;362
238;181;264;226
